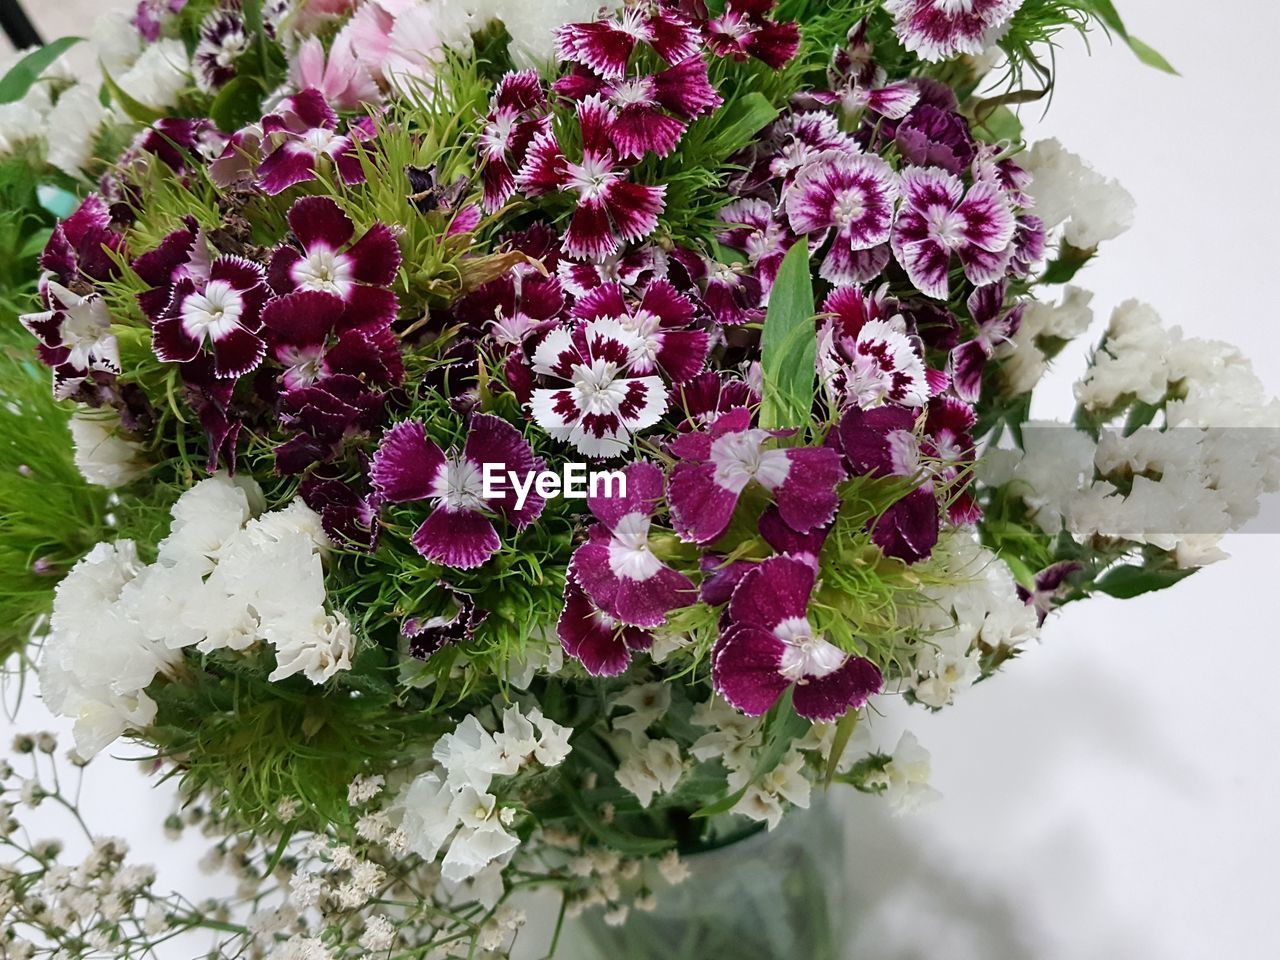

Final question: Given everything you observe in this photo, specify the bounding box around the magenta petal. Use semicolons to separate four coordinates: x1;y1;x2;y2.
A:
893;237;952;300
558;579;635;677
347;223;401;286
792;656;883;722
570;538;622;617
726;557;816;633
211;326;266;379
606;180;666;244
948;340;988;403
759;506;828;560
151;316;202;364
258;143;318;195
462;413;546;527
611;107;687;160
699;556;757;607
712;625;788;717
564;197;619;261
822;241;891;287
411;506;501;569
262;289;345;347
288;195;355;251
588;461;664;530
614;566;697;628
654;328;710;383
669;461;740;544
774;447;845;533
872;488;940;564
369;420;446;503
345;285;399;328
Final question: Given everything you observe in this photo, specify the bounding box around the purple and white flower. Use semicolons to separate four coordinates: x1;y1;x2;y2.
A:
890;166;1016;300
668;408;845;544
516;96;667;261
557;578;653;677
20;283;122;400
261;290;403;390
479;71;550;213
369;415;546;569
194;5;249;93
529;318;669;458
948;282;1023;402
712;557;883;721
256;89;369;196
883;0;1024;62
151;256;270;379
569;462;696;628
555;7;701;79
704;0;801;69
570;280;709;384
813;20;921;121
818;287;933;411
785;150;899;286
268;195;400;327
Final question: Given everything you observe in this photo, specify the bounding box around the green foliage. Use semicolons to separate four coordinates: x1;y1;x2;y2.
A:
759;242;817;431
0;38;84;104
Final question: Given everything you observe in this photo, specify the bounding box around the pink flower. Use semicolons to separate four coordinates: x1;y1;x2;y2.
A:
704;0;801;69
555;6;701;79
290;35;381;111
713;557;883;721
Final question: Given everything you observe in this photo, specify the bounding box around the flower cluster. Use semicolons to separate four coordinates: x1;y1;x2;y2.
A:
3;1;1276;956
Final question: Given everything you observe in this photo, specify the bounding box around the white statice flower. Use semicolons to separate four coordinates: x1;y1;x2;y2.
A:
270;935;332;960
45;83;114;177
1004;421;1099;534
1023;139;1136;249
92;12;144;76
869;732;941;816
359;914;397;952
610;682;672;743
1074;300;1175;412
68;408;148;488
115;40;191;112
399;706;571;882
613;737;684;808
690;698;763;771
998;286;1095;395
265;610;354;684
0;48;52;155
729;749;811;831
907;532;1038;707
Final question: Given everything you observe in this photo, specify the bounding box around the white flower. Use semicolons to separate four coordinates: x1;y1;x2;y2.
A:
656;850;690;885
270;935;332;960
45;83;113;176
1074;300;1173;412
614;737;684;808
1023;139;1135;249
528;707;573;767
491;704;539;774
265;610;354;684
441;788;520;883
433;715;506;793
871;731;941;816
610;683;671;742
158;474;255;572
115;40;191;112
348;775;385;806
93;12;143;76
359;914;396;952
728;750;811;831
999;286;1094;395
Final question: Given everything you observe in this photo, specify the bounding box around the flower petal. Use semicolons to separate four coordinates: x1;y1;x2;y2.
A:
411;507;501;569
370;420;447;503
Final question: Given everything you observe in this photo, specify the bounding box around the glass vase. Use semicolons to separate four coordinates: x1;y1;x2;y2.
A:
554;799;847;960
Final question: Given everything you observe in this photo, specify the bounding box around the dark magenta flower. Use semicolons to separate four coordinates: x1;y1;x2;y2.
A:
151;255;271;379
884;0;1022;62
479;70;551;213
261;290;403;390
570;280;709;384
704;0;801;69
667;408;845;545
712;557;883;721
555;6;701;79
947;282;1023;403
256;89;369;196
369;415;546;569
557;578;653;677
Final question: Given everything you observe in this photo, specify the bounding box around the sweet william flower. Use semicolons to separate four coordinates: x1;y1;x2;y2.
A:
479;71;550;213
194;5;249;93
268;195;401;327
667;407;845;545
570;280;709;384
712;556;883;721
151;255;270;379
807;20;921;121
554;55;722;160
515;95;667;261
569;462;697;628
891;166;1017;300
557;578;654;677
370;414;546;569
256;89;369;196
785;149;900;286
555;6;701;79
948;282;1023;402
818;287;935;411
261;290;404;390
289;35;380;112
20;282;122;400
529;317;668;458
884;0;1023;63
704;0;801;69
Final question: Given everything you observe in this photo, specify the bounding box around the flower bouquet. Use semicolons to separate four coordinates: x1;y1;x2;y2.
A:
2;1;1278;958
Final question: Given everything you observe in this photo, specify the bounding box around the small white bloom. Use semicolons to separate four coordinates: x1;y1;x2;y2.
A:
1024;139;1135;249
614;738;684;808
870;731;942;816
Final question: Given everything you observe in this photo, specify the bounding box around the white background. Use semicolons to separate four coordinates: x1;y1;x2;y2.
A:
5;2;1280;958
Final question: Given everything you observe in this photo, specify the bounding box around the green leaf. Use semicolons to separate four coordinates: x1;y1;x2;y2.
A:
973;104;1023;144
100;68;166;124
209;76;265;134
1040;241;1095;284
566;788;674;856
707;92;780;156
823;709;859;789
0;38;85;105
759;241;816;430
1094;564;1197;600
1081;1;1177;74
